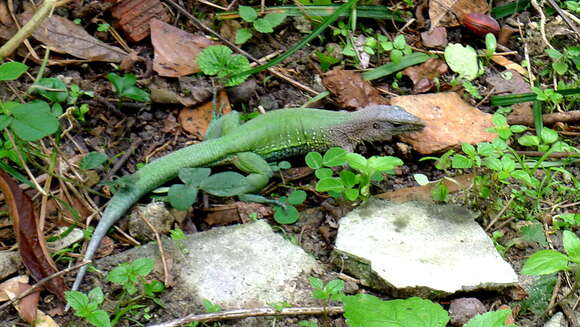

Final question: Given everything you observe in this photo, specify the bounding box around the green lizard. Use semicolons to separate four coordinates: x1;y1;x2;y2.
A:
70;105;424;292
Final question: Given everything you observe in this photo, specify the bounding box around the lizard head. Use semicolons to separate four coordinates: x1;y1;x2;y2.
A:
348;104;425;142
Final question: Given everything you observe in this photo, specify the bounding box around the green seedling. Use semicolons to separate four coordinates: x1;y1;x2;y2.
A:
522;231;580;276
197;45;251;87
379;34;413;63
235;6;287;44
79;152;109;170
273;189;307;224
106;73;150;102
545;46;580;76
306;147;403;202
66;287;111;327
170;228;189;254
97;23;111;32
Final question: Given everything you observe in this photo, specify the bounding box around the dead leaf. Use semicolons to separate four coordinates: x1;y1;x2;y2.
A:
111;0;170;42
205;207;241;226
402;58;448;93
19;12;126;62
323;69;388;109
151;19;216;77
0;0;11;25
0;276;39;324
485;70;531;95
0;170;66;300
429;0;489;28
491;56;528;76
179;89;232;138
392;93;497;154
421;27;448;48
235;202;273;223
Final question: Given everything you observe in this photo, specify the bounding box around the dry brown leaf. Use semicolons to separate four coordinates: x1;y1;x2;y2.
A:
151;19;216;77
19;12;126;62
429;0;489;28
393;93;497;154
178;89;232;138
323;69;388;109
0;275;29;301
421;27;448;48
205;207;241;226
402;58;448;93
377;173;475;202
111;0;170;42
1;276;39;324
0;0;11;25
0;170;66;301
491;56;528;76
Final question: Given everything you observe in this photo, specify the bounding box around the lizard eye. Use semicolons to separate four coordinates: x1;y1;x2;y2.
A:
372;122;381;129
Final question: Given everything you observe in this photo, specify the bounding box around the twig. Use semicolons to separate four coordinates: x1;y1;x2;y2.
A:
104;139;143;181
544;0;580;39
485;196;514;231
531;0;553;50
146;305;344;327
508;110;580;125
139;210;170;287
163;0;318;96
0;261;90;311
515;151;580;158
0;0;56;60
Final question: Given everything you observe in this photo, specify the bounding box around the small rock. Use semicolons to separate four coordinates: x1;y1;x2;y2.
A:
543;312;565;327
227;78;257;104
449;297;486;326
333;199;518;298
421;27;448;48
128;202;176;241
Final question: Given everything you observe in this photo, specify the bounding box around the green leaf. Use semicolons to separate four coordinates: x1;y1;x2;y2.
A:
34;78;68;103
393;35;406;49
500;155;515;172
545;48;563;60
492;113;508;127
510;125;527;133
521;223;547;247
87;287;105;305
132;258;154;276
168;184;198;210
368;156;403;171
0;62;28;81
461;143;476;157
107;264;129;285
10;101;59;141
344;188;359;201
413;173;429;186
521;250;570;275
196;45;251;87
362;52;430;80
343;294;449;327
552;62;568;75
106;73;149;102
540;128;558;144
309;276;324;289
200;171;248;196
273;205;299;224
235;28;253;44
322;147;347;166
432;183;448;202
518;135;540;147
444;43;480;81
464;309;512;327
451;154;473;169
316;177;344;192
485;33;497;55
254;18;274;33
262;13;287;28
239;5;258;22
345;153;367;171
178;167;211;186
511;170;533;186
563;230;580;263
86;310;112;327
315;167;333;179
339;170;357;187
305;151;323;169
483;157;502;171
288;190;307;205
65;290;89;313
0;115;12;130
79;152;108;170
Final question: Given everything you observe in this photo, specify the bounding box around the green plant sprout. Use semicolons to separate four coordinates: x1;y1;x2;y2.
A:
235;6;287;44
197;45;251;87
106;73;150;102
306;147;403;202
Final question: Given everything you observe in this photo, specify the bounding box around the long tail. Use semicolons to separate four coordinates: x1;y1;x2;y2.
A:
70;189;142;292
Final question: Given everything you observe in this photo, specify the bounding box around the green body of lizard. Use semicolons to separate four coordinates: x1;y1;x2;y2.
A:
70;105;424;292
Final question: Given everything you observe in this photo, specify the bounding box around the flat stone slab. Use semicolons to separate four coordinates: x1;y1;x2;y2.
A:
96;220;320;319
333;199;518;298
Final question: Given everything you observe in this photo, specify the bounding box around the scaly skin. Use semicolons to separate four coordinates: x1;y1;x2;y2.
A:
70;105;424;292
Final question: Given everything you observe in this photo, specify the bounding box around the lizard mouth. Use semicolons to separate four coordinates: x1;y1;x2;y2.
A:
392;122;425;134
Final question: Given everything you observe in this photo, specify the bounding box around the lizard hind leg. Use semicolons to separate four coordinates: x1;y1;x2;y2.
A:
204;111;241;139
231;152;273;193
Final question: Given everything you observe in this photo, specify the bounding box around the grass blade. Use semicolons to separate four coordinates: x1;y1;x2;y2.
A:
362;52;431;81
